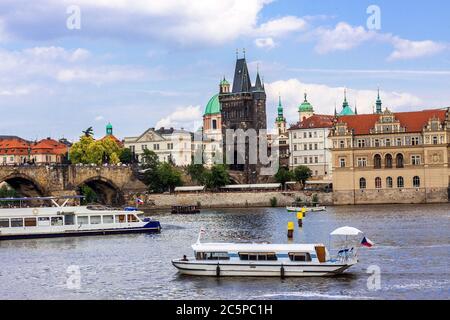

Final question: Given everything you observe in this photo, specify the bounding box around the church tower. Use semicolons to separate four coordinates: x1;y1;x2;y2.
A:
106;123;113;136
299;93;314;122
275;96;287;135
375;88;383;114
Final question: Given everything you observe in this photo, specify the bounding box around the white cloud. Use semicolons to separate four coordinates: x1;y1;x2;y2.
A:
255;38;276;49
156;105;203;131
313;22;377;54
56;66;145;85
257;16;307;37
95;116;104;121
265;79;422;123
388;38;447;61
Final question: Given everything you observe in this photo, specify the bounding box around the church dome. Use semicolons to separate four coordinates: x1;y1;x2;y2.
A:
299;93;314;112
204;94;221;115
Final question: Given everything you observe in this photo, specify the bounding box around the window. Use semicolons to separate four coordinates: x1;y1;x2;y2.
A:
339;140;345;148
293;145;297;151
412;155;421;166
116;215;126;223
90;216;101;224
396;138;402;146
38;217;50;226
303;132;307;138
309;132;312;138
432;136;438;145
167;143;173;150
288;252;312;262
309;157;313;164
412;137;419;146
304;157;308;164
11;218;23;228
0;218;10;228
357;158;367;167
385;139;391;147
212;119;217;130
293;133;297;139
374;139;380;147
396;154;404;168
359;178;367;189
51;217;63;226
397;176;404;188
413;176;421;188
127;214;139;222
64;215;75;225
314;156;318;164
102;215;114;224
153;144;160;150
196;252;230;260
77;216;89;225
374;154;382;169
375;177;382;189
239;252;277;261
385;154;393;168
339;158;346;168
24;217;37;227
314;143;318;150
309;144;313;150
294;158;298;165
357;139;366;148
386;177;393;188
304;144;307;150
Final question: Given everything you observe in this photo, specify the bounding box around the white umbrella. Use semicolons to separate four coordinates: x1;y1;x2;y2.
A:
330;226;363;236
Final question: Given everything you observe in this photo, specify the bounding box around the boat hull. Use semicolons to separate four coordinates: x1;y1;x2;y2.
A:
172;260;354;277
286;206;326;213
0;224;161;241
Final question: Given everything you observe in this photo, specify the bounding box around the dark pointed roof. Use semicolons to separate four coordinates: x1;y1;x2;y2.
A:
232;58;252;93
253;71;264;92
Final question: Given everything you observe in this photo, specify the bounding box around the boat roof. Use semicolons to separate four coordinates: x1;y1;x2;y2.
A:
192;242;321;253
0;196;84;202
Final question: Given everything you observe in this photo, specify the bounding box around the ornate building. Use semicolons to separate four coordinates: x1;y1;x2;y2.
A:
288;94;334;179
330;97;450;204
202;53;267;183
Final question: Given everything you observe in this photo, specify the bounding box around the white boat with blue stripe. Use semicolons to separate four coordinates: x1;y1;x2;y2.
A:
172;227;365;277
0;196;161;240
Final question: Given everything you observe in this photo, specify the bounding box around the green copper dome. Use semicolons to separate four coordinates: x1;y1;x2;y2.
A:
299;93;314;112
338;90;355;116
204;94;221;115
220;77;230;86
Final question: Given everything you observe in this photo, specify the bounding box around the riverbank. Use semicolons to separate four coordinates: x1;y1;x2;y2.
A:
127;191;333;210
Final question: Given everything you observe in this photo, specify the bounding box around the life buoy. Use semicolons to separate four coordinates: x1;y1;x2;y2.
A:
32;208;39;215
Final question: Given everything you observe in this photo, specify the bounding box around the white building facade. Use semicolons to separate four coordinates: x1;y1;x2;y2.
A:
124;127;192;166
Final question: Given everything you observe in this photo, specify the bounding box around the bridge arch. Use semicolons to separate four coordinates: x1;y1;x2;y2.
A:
0;173;46;197
77;176;124;206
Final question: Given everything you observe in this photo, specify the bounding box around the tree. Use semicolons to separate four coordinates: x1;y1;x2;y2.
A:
120;148;133;164
0;185;19;205
205;165;230;191
186;163;207;185
292;165;312;185
79;185;98;204
157;163;183;192
141;149;159;170
274;167;293;186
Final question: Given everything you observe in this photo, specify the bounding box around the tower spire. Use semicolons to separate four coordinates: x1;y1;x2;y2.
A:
376;87;382;114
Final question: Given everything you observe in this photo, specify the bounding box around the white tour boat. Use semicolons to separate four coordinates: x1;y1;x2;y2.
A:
286;206;326;213
0;196;161;240
172;226;366;277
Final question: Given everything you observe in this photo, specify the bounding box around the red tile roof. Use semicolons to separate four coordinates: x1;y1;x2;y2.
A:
100;134;123;147
0;139;29;155
31;138;68;155
338;109;447;135
289;114;335;130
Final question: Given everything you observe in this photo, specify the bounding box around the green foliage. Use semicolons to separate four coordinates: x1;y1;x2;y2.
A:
292;165;313;185
69;132;125;165
274;167;293;185
79;185;98;205
0;185;19;206
142;152;183;193
141;149;159;170
157;162;183;192
186;164;207;185
270;197;278;207
312;194;319;204
204;165;230;191
119;148;133;164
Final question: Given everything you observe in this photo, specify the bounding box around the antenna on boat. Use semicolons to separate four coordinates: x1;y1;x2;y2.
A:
196;227;206;244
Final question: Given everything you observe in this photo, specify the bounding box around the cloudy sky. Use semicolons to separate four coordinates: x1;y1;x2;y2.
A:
0;0;449;141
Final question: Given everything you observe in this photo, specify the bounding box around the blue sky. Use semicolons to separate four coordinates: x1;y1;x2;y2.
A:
0;0;449;141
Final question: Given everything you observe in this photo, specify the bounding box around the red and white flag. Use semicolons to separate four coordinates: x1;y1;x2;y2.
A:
361;236;374;247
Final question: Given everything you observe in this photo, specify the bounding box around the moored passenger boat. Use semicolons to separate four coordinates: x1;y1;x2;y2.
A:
172;227;366;277
0;196;161;240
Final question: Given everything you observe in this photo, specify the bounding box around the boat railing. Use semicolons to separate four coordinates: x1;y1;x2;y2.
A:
335;247;355;263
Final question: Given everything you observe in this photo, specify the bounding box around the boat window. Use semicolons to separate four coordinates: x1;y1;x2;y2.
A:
77;216;89;225
24;217;37;227
0;218;10;228
288;252;312;262
239;252;278;261
103;215;114;224
37;217;50;226
90;216;102;224
116;215;126;223
195;252;230;260
51;217;63;226
11;218;24;228
64;215;75;225
127;214;139;223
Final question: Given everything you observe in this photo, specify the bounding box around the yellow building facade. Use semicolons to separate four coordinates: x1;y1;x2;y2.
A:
330;108;450;204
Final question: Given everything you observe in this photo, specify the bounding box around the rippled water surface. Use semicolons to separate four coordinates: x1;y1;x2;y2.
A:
0;204;449;300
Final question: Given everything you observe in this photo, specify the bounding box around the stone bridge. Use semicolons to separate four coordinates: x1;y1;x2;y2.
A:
0;165;147;205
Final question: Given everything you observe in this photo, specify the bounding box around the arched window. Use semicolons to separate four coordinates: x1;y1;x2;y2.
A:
359;178;367;189
413;176;420;188
397;176;404;188
212;119;217;130
375;177;382;189
374;154;382;169
396;154;404;168
386;177;393;188
385;154;393;168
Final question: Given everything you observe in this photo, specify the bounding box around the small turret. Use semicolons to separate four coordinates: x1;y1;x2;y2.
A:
219;76;230;94
106;123;113;136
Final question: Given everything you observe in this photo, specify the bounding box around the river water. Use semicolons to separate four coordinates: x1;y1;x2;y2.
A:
0;204;449;300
